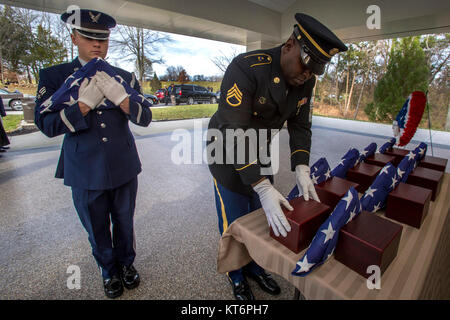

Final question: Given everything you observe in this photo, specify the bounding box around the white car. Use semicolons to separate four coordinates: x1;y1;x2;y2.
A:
1;88;24;111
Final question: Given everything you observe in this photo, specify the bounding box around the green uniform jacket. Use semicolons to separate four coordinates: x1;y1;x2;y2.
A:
207;45;315;196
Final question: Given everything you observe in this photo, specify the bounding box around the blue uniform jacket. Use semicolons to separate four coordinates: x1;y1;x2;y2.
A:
35;58;152;190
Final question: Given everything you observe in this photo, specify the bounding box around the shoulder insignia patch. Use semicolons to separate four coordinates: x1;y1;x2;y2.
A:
37;86;46;100
244;53;272;67
296;97;308;115
226;83;243;107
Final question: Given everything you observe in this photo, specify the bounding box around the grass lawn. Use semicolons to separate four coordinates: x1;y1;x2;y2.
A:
151;103;218;121
2;115;23;132
0;105;218;134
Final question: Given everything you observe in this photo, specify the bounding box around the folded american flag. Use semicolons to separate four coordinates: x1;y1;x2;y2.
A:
413;142;427;161
358;142;377;164
310;157;332;185
360;162;396;212
292;187;361;277
379;137;397;154
396;149;419;183
330;148;360;178
38;57;152;114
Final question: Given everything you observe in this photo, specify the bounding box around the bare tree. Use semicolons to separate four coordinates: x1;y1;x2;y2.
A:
211;47;241;73
110;26;171;83
165;66;178;81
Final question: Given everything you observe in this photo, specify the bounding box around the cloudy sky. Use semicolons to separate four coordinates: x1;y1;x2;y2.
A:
16;6;246;79
151;33;245;77
108;30;245;78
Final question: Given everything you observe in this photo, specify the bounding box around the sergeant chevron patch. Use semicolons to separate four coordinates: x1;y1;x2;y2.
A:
296;97;308;115
226;83;243;107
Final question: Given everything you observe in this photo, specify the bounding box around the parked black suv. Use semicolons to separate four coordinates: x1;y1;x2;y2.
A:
173;84;217;105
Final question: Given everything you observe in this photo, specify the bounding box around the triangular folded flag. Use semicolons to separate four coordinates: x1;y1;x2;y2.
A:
292;187;361;277
286;158;332;201
413;142;427;161
379;138;396;154
37;57;152;114
396;149;419;183
358;142;377;164
330;148;359;178
360;162;396;213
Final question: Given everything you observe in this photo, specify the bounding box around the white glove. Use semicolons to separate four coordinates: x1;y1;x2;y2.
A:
95;71;128;105
295;164;320;202
253;179;293;237
78;77;104;110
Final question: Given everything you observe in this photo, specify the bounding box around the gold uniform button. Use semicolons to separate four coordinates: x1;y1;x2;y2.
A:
97;111;102;115
253;112;258;116
102;137;108;142
273;77;280;84
100;123;106;128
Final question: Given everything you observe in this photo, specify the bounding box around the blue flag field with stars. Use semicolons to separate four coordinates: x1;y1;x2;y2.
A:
292;187;361;277
37;57;152;114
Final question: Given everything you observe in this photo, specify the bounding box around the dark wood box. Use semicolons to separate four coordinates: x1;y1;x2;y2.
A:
334;211;403;278
364;153;396;167
418;155;448;172
384;147;409;166
385;182;431;228
270;197;331;254
314;177;359;209
406;166;444;201
346;163;382;193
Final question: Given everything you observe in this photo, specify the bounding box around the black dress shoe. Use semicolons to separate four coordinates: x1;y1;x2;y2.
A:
0;149;6;152
103;275;124;299
228;277;254;300
120;265;140;289
1;146;9;150
244;271;281;295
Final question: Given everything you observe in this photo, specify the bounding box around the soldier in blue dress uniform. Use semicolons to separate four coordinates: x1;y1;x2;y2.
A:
34;9;152;298
207;13;348;300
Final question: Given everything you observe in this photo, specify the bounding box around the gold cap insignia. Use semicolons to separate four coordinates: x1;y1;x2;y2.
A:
226;83;243;107
259;96;266;104
273;77;280;84
329;48;339;56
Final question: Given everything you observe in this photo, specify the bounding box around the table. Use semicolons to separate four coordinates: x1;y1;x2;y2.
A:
217;174;450;299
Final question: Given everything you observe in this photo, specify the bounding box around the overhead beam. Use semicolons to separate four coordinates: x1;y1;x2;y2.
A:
2;0;450;47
